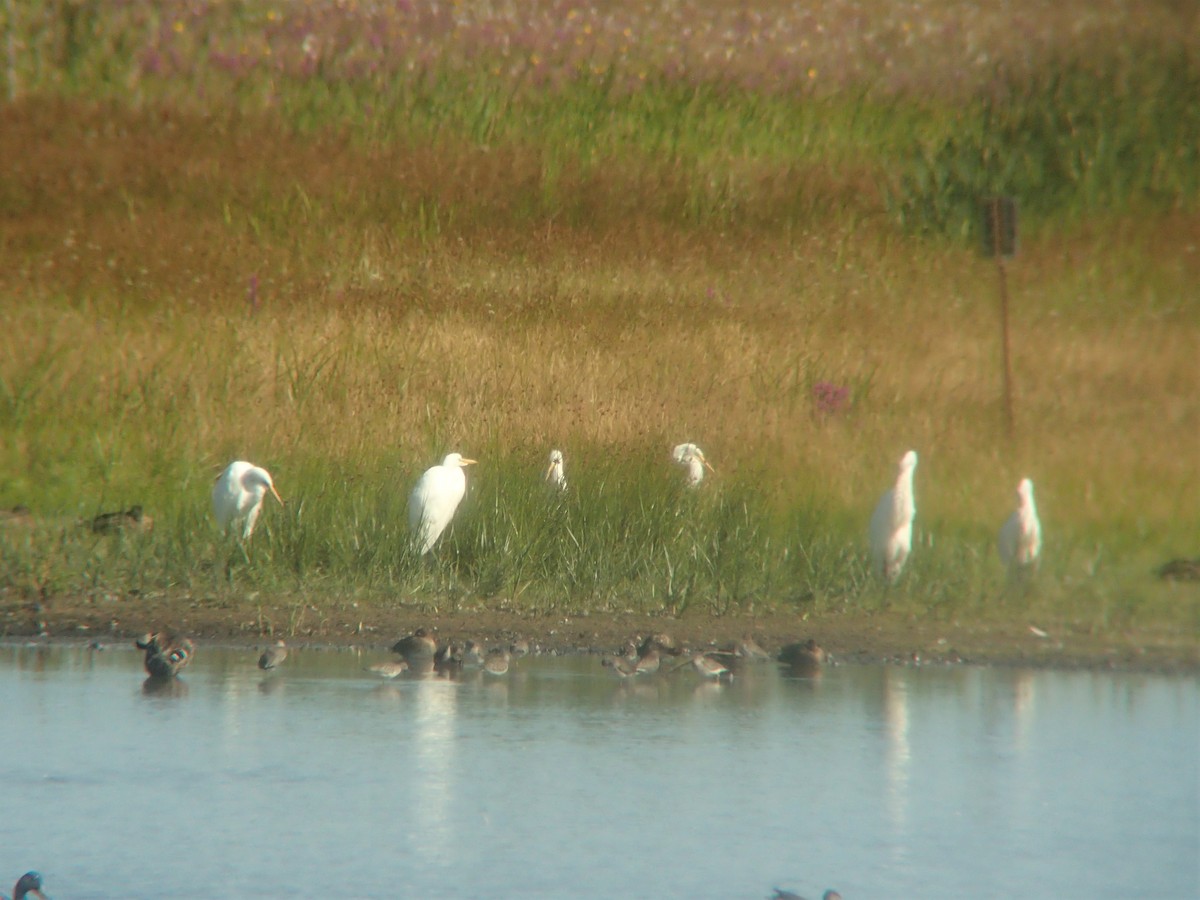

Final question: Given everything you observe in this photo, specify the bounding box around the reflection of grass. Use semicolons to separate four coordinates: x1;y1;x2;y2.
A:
0;3;1197;638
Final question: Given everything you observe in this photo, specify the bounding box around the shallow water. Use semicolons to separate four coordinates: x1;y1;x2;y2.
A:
1;642;1196;899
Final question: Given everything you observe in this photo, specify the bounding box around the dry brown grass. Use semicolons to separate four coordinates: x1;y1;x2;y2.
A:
1;99;1197;575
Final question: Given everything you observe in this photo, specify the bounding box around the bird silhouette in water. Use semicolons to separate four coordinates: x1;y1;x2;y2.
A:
258;639;288;670
771;889;841;900
136;632;195;679
2;871;48;900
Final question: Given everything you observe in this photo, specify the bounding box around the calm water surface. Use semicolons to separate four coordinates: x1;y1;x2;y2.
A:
1;642;1196;899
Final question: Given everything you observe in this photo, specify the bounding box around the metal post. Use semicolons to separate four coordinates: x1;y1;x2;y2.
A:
983;197;1018;439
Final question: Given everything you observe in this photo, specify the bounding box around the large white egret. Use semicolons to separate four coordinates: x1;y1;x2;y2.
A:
869;450;918;582
212;461;283;539
672;442;714;487
408;453;477;554
998;477;1042;576
545;449;567;490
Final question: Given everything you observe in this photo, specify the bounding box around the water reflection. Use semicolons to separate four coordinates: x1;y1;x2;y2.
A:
883;667;910;858
0;644;1195;899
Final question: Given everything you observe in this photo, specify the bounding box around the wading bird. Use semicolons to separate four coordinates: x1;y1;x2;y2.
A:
408;453;477;554
869;450;918;582
258;639;288;670
367;660;409;679
672;443;714;487
998;478;1042;577
545;449;567;490
212;461;283;539
3;871;48;900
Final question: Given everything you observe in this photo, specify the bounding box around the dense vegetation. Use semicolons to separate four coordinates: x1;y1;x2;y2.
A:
1;0;1197;637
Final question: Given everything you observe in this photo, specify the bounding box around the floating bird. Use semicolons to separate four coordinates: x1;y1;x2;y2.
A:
998;477;1042;577
258;639;288;670
3;871;48;900
545;449;567;491
136;632;195;679
408;453;477;554
771;889;841;900
212;460;283;539
672;442;714;487
392;627;437;663
91;504;153;535
367;660;409;679
777;639;828;676
0;505;34;528
869;449;918;581
601;655;639;678
483;647;511;675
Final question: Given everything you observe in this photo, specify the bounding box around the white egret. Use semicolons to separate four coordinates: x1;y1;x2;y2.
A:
998;477;1042;576
869;450;918;582
407;453;477;554
212;461;283;539
672;442;714;487
545;449;567;490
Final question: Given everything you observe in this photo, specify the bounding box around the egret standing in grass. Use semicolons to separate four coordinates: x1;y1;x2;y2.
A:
672;442;714;487
869;449;918;582
998;477;1042;577
545;449;567;491
212;461;283;539
408;453;477;554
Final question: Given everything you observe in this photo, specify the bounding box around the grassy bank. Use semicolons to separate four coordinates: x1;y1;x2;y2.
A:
0;1;1197;647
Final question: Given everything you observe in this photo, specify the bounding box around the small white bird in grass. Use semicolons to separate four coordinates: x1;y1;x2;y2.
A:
869;449;918;582
212;461;284;539
545;449;567;491
998;477;1042;576
408;453;478;554
672;442;714;487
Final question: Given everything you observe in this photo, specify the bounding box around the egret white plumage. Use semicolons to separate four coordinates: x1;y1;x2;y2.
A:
408;453;477;554
869;450;918;582
998;477;1042;576
672;442;714;487
545;449;567;490
212;461;283;539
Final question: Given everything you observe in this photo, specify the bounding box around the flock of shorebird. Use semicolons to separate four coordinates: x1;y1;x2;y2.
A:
202;443;1045;584
130;622;833;687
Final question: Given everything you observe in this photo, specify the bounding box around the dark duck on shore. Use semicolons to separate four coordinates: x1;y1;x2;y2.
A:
137;631;195;679
2;871;48;900
91;505;153;534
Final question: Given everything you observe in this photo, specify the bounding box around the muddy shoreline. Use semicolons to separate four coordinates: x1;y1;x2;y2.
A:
2;591;1196;674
